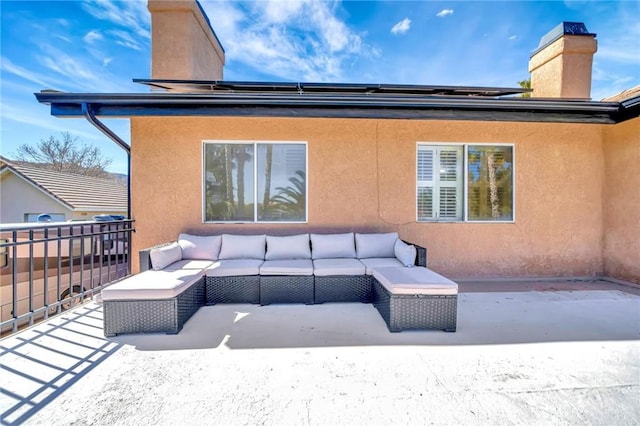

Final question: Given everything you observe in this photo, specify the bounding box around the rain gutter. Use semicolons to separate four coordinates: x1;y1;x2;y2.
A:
81;102;132;219
35;92;627;124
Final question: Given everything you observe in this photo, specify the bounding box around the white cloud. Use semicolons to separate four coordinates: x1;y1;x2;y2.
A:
391;18;411;35
436;9;454;18
597;42;640;64
261;0;304;24
84;30;104;44
102;57;114;67
81;0;150;39
1;57;51;87
0;102;106;142
108;29;143;51
36;45;130;93
508;35;517;40
200;0;377;82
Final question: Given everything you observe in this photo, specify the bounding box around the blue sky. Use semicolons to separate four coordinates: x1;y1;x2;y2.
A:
1;0;639;175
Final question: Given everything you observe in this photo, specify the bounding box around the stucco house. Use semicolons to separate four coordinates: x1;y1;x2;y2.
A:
35;1;639;284
0;157;127;223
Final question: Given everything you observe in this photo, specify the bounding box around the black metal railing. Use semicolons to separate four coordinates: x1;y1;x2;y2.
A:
0;219;134;336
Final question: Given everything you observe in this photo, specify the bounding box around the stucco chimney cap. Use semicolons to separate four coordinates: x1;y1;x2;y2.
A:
531;22;596;57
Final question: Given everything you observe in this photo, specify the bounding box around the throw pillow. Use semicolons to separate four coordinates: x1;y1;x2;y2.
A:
394;239;416;267
150;242;182;270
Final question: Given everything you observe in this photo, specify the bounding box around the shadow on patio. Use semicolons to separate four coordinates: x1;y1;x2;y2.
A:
1;284;638;425
112;287;640;351
0;305;123;425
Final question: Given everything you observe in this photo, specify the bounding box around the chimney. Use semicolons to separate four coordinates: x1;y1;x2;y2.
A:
528;22;597;99
148;0;225;81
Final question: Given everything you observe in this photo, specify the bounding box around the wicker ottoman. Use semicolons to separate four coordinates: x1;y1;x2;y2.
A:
102;269;206;337
372;267;458;332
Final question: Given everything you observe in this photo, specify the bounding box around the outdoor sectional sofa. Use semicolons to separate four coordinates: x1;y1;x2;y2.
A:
101;232;458;336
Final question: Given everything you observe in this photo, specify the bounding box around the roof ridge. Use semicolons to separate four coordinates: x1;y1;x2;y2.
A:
10;162;124;184
3;162;127;211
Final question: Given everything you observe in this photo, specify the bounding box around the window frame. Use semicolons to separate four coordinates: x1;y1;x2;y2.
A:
416;142;516;223
202;140;309;224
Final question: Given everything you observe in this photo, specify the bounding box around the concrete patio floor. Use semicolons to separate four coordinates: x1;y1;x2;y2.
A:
1;280;639;425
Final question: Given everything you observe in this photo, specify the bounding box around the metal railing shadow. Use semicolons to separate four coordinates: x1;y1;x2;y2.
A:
0;304;123;425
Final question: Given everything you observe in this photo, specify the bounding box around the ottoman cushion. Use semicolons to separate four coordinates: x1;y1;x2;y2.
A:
372;267;458;295
102;269;204;301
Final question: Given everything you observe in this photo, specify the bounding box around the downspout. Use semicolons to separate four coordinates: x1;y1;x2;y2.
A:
81;102;132;219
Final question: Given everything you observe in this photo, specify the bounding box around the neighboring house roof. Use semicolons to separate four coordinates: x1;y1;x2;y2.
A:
601;85;640;103
35;80;639;124
0;161;127;212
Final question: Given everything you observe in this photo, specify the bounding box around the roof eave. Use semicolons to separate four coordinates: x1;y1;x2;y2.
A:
34;92;631;124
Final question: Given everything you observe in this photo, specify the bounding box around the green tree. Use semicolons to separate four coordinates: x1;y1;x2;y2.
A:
270;170;306;221
518;79;531;98
14;132;112;178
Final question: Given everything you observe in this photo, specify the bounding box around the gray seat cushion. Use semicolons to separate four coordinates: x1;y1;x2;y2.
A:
260;259;314;276
313;258;366;276
359;258;404;275
162;259;214;271
206;259;264;277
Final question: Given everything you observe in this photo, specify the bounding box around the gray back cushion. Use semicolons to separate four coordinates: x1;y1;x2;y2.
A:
310;233;356;259
266;234;311;260
178;234;222;260
219;234;266;260
355;232;399;258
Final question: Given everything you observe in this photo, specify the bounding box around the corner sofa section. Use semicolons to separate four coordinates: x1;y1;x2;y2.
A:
138;232;426;307
102;232;449;337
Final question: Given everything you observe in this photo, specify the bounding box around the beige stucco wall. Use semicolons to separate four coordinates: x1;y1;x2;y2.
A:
149;0;225;81
0;173;71;223
130;116;606;279
603;117;640;284
529;35;597;99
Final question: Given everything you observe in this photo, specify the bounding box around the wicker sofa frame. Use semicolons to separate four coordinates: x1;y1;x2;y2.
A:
103;275;205;337
206;275;260;304
138;241;427;307
260;275;315;305
372;278;457;332
104;239;453;336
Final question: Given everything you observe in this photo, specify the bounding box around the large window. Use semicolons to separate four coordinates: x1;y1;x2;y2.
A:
417;144;514;222
204;141;307;223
